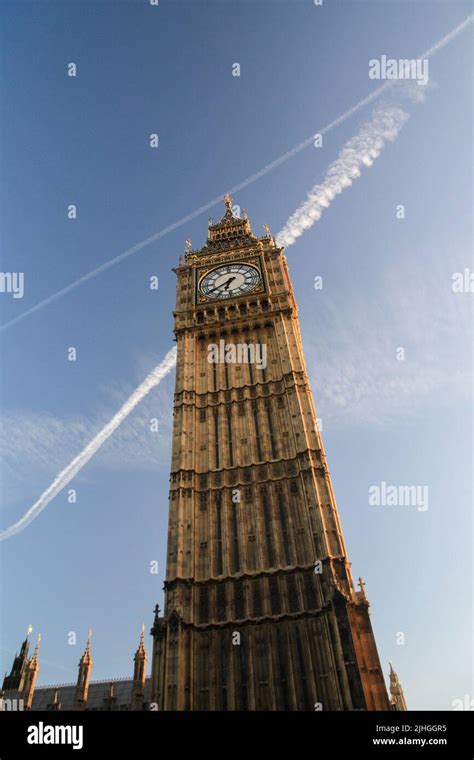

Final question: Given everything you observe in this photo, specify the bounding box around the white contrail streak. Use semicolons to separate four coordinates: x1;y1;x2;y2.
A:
0;15;471;333
2;15;472;539
421;12;473;58
274;12;474;248
0;346;177;541
276;104;410;247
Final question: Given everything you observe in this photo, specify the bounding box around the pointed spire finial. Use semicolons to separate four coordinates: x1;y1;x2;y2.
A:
31;634;41;663
263;223;271;236
388;661;408;710
224;193;232;211
185;239;192;253
84;629;92;655
135;623;147;659
27;624;33;637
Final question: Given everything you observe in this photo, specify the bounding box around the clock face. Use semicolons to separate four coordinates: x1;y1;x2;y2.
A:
199;263;261;300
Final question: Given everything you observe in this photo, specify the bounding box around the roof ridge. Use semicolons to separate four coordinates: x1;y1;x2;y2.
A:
36;675;151;690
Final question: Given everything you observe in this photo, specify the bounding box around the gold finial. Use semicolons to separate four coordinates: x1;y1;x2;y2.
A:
224;193;232;210
27;624;33;636
185;239;192;253
263;223;271;236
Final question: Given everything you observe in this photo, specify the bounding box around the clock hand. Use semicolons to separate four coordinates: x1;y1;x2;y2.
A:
208;276;236;293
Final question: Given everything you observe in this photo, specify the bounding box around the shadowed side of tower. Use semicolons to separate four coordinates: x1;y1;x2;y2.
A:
150;198;390;711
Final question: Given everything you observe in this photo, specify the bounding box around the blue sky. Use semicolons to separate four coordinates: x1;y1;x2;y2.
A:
0;0;472;709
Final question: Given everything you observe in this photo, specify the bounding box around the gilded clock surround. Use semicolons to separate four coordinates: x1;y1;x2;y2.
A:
197;258;264;304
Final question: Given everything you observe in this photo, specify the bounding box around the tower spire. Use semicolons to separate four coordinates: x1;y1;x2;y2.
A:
221;193;237;222
2;628;32;692
132;624;147;711
199;194;254;254
389;661;408;711
24;634;41;710
74;632;93;710
31;634;41;664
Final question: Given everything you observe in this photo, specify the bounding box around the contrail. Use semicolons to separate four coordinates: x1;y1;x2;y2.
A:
275;12;474;247
0;14;471;333
0;346;177;541
1;15;472;539
276;103;410;247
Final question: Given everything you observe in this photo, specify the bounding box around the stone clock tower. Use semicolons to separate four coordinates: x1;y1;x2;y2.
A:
150;196;390;711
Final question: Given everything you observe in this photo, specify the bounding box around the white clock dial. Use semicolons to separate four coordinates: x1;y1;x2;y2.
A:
199;263;261;300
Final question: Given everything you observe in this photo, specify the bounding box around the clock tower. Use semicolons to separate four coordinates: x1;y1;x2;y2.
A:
150;196;390;711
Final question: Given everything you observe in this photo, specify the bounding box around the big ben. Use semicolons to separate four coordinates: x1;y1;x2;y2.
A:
150;195;390;711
